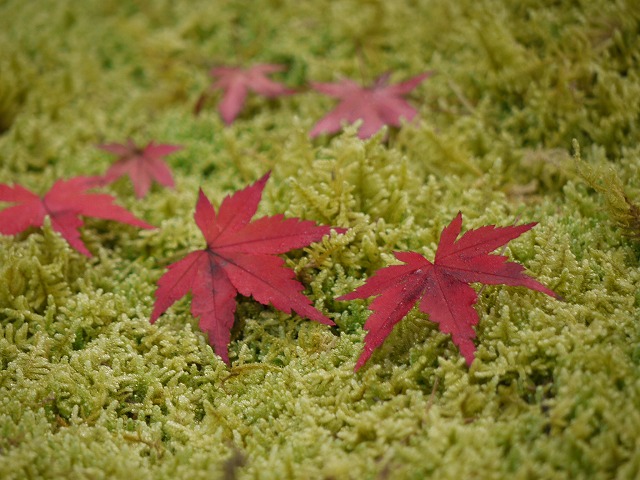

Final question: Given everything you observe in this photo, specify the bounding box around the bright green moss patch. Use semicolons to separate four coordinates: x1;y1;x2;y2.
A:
1;0;640;478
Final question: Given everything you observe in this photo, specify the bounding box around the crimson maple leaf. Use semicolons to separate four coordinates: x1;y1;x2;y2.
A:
150;172;346;364
310;72;432;139
196;64;295;124
0;176;154;257
337;213;557;370
98;139;182;198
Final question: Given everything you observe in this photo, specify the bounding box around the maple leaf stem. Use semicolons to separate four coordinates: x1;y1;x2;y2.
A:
157;248;199;267
194;92;209;116
426;376;440;412
355;45;368;84
448;80;477;115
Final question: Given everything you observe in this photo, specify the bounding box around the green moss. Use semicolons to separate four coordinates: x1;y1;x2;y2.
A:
1;0;640;478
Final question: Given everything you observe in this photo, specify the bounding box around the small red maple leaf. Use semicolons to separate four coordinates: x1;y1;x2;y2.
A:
310;71;432;139
0;176;154;257
98;139;182;198
337;213;557;370
195;64;295;124
150;172;346;364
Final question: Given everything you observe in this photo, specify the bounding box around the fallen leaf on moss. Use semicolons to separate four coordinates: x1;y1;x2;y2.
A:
150;172;346;364
0;176;154;257
310;71;432;139
337;212;557;370
196;64;295;124
98;139;182;198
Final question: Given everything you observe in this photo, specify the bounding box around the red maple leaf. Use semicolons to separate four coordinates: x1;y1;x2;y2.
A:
195;64;295;124
0;176;154;257
337;213;557;370
310;72;432;139
150;172;346;364
98;139;182;198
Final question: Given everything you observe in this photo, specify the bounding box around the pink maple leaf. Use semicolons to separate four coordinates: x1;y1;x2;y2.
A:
196;64;295;124
0;176;154;257
150;172;346;364
337;212;557;370
310;72;433;139
98;139;182;198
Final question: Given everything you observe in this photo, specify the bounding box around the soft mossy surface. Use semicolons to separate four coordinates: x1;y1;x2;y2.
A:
1;0;640;478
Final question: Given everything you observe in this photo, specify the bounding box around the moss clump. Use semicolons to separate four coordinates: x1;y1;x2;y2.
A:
1;0;640;478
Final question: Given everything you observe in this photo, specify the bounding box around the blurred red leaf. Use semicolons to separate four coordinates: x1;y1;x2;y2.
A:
196;64;295;124
98;139;182;198
310;72;432;139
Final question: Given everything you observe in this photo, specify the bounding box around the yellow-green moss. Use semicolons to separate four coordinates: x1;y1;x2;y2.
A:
1;0;640;478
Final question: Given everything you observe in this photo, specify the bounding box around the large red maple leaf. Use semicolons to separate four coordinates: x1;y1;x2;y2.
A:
0;176;154;257
196;64;295;124
310;72;432;139
337;213;557;370
98;139;182;198
150;172;346;364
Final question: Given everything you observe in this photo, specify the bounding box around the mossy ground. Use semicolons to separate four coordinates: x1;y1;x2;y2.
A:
1;0;640;478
